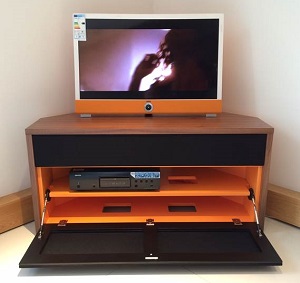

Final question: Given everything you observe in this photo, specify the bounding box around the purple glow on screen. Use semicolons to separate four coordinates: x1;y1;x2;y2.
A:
79;29;169;91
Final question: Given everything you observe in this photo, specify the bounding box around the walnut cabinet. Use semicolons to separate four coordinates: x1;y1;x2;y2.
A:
19;113;282;267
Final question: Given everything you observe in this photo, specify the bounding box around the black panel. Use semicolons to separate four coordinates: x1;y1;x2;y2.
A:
86;18;219;30
19;222;282;268
43;231;143;255
157;230;260;253
32;134;266;167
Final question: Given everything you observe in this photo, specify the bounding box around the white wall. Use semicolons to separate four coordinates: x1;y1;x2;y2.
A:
0;0;153;197
1;0;299;197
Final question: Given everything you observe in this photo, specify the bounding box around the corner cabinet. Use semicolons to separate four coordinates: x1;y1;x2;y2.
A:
20;113;282;268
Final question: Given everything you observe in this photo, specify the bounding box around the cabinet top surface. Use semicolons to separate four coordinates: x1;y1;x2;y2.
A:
26;112;273;135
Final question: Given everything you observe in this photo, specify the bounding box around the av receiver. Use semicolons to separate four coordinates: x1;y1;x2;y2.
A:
69;168;160;191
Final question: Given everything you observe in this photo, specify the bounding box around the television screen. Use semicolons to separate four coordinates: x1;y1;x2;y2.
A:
73;14;224;115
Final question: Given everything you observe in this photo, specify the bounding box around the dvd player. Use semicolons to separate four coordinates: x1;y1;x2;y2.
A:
69;168;160;191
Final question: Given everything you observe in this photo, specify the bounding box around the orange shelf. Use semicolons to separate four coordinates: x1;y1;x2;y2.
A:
45;196;254;224
48;167;251;198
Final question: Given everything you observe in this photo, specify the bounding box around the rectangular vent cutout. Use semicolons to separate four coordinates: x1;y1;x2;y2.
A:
102;205;131;213
168;205;197;212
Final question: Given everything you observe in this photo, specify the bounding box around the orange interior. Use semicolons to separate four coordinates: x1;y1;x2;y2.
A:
36;166;262;224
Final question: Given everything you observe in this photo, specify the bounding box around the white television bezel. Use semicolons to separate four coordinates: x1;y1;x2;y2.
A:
73;13;224;115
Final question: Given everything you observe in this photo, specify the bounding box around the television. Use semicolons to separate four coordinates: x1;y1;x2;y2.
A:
73;13;224;115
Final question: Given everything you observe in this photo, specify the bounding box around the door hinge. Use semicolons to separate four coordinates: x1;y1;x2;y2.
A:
232;218;243;225
58;220;68;227
248;188;263;237
38;189;51;240
146;218;155;226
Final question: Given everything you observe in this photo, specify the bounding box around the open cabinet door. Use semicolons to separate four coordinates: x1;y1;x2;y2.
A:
19;222;282;268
